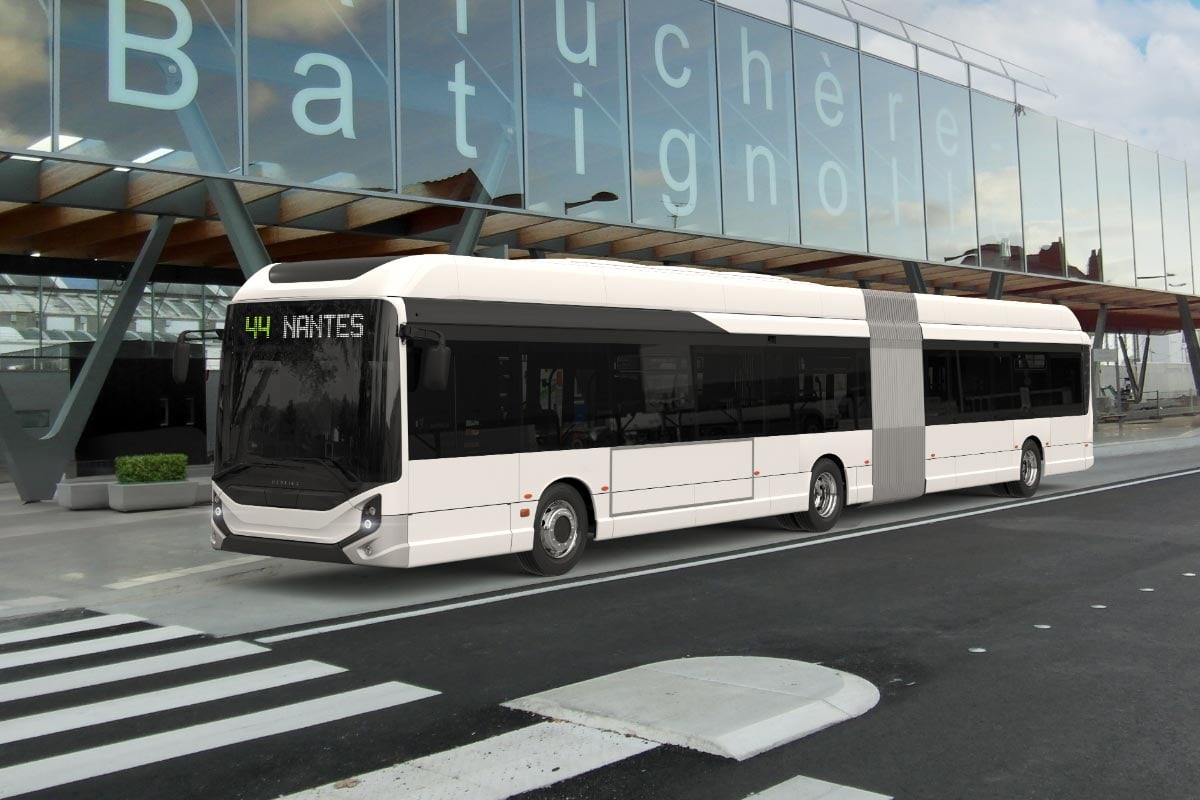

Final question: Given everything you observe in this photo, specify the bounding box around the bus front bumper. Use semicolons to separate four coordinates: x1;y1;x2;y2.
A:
212;514;414;568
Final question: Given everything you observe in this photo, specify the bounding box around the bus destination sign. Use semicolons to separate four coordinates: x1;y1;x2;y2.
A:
242;312;367;341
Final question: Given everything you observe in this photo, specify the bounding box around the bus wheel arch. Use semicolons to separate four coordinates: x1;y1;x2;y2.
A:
553;477;597;538
517;481;590;577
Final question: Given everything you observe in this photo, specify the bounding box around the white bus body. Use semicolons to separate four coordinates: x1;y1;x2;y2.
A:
210;255;1093;575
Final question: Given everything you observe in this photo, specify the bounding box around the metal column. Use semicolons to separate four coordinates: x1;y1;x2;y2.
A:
1093;303;1107;349
901;261;927;294
1178;296;1200;397
0;217;175;501
987;272;1006;300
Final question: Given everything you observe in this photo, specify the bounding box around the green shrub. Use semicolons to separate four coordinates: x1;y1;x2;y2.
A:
114;453;188;484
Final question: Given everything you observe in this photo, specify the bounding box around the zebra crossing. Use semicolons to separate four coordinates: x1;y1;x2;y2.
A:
0;609;438;799
0;609;889;800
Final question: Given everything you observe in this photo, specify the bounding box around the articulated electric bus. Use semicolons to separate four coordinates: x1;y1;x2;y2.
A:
201;254;1093;576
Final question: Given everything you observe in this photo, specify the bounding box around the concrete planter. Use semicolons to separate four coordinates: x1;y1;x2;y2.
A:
108;481;197;513
54;481;110;510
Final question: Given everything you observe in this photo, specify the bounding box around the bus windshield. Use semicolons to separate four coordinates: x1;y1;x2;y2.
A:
216;299;401;511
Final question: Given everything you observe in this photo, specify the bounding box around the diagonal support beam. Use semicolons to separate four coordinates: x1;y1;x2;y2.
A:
987;272;1006;300
0;217;175;501
901;261;927;294
1179;296;1200;397
1092;303;1107;349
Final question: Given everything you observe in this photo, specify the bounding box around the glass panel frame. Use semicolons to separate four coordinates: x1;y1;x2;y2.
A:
971;91;1023;271
1057;121;1101;281
1018;109;1065;276
919;74;976;266
860;55;925;259
1095;133;1136;288
1159;155;1192;295
1128;144;1165;291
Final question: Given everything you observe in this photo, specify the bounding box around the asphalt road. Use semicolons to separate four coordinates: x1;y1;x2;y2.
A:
2;466;1198;799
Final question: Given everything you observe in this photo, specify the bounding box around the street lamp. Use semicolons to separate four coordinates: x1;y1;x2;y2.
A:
564;191;619;216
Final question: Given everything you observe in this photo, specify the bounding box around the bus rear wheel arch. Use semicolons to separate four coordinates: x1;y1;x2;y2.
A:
777;456;846;533
518;482;590;577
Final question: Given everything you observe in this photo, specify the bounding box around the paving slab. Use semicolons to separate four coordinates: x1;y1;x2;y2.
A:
504;656;879;761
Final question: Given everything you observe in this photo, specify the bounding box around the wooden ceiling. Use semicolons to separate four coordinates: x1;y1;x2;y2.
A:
0;153;1197;333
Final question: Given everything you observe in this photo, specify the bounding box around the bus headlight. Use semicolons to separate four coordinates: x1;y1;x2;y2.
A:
212;496;232;538
360;495;381;534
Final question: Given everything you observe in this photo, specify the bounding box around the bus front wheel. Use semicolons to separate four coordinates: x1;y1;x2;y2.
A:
778;458;845;533
518;483;589;577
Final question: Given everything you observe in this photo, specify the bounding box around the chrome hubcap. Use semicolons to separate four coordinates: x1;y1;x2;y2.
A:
1021;449;1040;486
813;472;839;518
538;500;579;559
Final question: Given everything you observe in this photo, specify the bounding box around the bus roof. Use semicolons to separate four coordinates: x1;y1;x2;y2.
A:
238;254;1084;334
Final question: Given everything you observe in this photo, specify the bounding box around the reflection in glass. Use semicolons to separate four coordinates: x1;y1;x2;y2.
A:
717;8;798;244
1058;122;1101;281
861;56;925;260
1018;110;1064;276
971;92;1023;271
399;0;522;204
0;1;50;150
1191;165;1200;295
794;33;866;252
628;0;721;233
60;0;239;170
1095;134;1135;287
248;0;393;190
919;75;976;265
524;0;629;223
1159;156;1192;295
1129;145;1165;290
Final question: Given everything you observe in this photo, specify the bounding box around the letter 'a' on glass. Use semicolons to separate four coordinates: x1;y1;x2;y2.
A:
628;0;722;234
523;0;631;224
59;0;240;171
399;0;523;205
717;7;799;244
0;0;51;151
1095;133;1136;288
794;32;867;252
971;91;1023;271
247;0;396;191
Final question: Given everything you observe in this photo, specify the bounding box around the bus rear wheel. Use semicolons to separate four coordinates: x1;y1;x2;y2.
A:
1001;440;1043;498
518;483;589;577
777;458;845;533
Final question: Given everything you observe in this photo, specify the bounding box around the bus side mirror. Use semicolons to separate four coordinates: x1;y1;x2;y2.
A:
172;335;192;385
421;343;452;391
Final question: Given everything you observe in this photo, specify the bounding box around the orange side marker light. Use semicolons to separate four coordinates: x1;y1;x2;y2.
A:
519;509;530;518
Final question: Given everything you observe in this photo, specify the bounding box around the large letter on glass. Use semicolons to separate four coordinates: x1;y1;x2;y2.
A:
1018;110;1064;276
399;0;522;203
524;0;629;222
794;33;866;252
628;0;721;233
1058;122;1101;281
971;92;1023;271
0;0;50;151
1159;156;1192;295
1095;134;1135;288
919;75;975;265
1128;145;1165;290
60;0;239;170
248;0;395;190
861;56;925;259
717;8;798;244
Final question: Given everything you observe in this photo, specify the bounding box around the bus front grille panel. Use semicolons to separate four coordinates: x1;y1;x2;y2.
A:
863;291;926;504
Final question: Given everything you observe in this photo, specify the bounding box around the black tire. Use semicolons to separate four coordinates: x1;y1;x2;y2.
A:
780;458;845;533
1003;439;1043;498
517;483;589;576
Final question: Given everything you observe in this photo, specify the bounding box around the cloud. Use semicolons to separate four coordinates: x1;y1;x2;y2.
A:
868;0;1200;164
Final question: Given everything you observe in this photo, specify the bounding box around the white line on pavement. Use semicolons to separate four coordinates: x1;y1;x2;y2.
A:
259;467;1200;644
279;721;658;799
748;775;891;800
0;641;267;703
0;596;63;612
104;555;267;590
0;660;346;745
0;682;439;799
0;626;201;671
0;613;145;647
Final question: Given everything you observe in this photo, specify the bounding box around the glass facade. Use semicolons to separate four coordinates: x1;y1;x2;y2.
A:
0;2;1197;297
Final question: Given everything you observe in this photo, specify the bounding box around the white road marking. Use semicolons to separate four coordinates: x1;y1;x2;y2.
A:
0;626;201;670
0;596;63;611
104;555;267;590
0;660;345;745
279;721;657;799
0;641;267;703
748;775;891;799
0;613;144;646
0;682;438;799
259;467;1200;644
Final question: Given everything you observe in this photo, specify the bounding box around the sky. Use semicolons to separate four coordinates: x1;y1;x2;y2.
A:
865;0;1200;165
